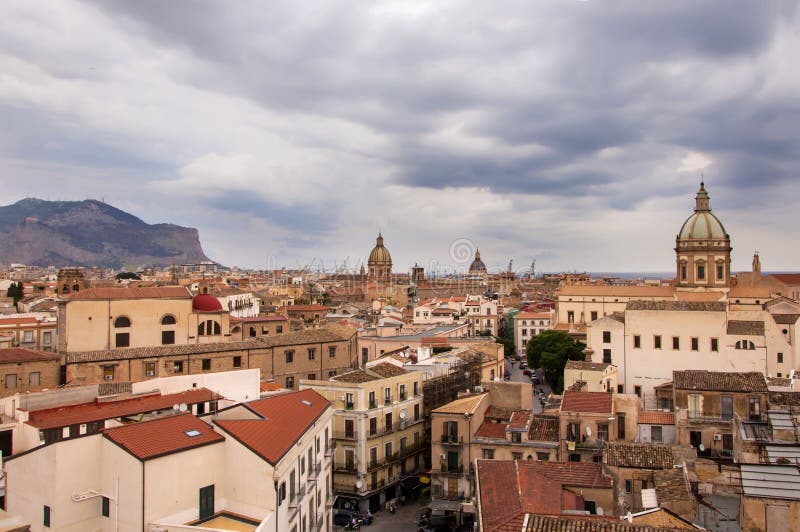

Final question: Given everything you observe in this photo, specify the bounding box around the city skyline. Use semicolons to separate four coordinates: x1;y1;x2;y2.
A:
2;1;799;272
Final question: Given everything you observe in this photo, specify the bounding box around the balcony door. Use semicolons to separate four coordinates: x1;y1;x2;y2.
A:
199;484;214;520
721;396;733;420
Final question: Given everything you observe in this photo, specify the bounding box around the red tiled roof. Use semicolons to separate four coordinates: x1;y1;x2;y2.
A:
216;389;330;464
0;317;38;325
260;381;283;392
0;348;59;364
521;460;612;489
508;411;531;430
561;391;613;414
771;273;800;285
281;304;329;312
475;421;508;439
638;411;675;425
66;286;191;300
478;461;522;530
103;413;223;461
231;315;288;323
27;388;217;429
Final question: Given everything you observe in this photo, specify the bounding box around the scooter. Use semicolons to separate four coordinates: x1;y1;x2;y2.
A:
344;518;363;530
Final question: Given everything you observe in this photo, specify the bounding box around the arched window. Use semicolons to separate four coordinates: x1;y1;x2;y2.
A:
114;316;131;328
161;315;176;325
198;320;221;336
735;340;755;350
231;326;241;333
161;314;176;345
114;316;131;347
249;327;257;337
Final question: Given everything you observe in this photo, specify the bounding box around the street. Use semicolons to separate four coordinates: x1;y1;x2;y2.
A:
504;357;552;414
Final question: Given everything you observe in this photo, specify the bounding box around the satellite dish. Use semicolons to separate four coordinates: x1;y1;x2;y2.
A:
179;403;188;412
698;444;705;452
355;480;363;489
585;426;592;437
399;410;407;419
172;404;180;411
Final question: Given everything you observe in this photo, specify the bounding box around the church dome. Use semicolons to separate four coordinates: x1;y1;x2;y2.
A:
368;233;392;264
193;293;223;312
678;182;728;240
469;250;487;273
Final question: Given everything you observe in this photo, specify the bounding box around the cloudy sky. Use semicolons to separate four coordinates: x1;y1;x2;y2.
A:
2;1;799;274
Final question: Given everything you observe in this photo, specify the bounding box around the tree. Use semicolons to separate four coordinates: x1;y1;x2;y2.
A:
526;330;585;393
115;271;141;281
6;282;24;304
494;335;516;361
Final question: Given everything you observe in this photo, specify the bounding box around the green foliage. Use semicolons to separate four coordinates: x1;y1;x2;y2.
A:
526;330;585;393
294;298;310;305
494;335;516;360
115;271;141;281
6;281;24;303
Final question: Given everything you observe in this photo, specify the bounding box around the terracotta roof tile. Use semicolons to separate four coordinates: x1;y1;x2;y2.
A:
0;317;38;325
637;411;675;425
769;391;800;407
433;393;486;415
103;413;223;461
485;405;515;420
520;460;612;488
27;388;217;429
231;315;288;323
565;360;611;372
477;461;522;530
66;286;191;300
673;370;768;392
769;273;800;285
475;421;508;439
605;443;674;469
528;415;559;442
627;300;726;312
216;389;330;464
727;320;765;336
654;467;692;504
558;286;675;297
728;287;772;298
331;369;379;383
367;362;408;378
0;348;59;364
561;391;613;414
525;515;673;531
508;410;531;431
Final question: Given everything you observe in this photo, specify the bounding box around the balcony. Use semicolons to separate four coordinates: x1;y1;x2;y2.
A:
398;441;425;459
686;412;734;425
289;485;306;508
384;397;392;405
400;392;407;401
440;434;463;446
308;462;322;480
333;430;358;441
369;401;378;409
333;481;361;494
345;402;355;410
325;440;336;457
334;462;359;474
439;463;464;476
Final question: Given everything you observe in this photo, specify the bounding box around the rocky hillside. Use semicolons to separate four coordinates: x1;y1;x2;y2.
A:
0;198;213;268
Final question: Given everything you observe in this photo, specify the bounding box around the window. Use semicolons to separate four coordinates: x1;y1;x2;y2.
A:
735;340;756;350
691;337;699;351
711;338;718;352
328;370;336;377
368;391;376;408
597;423;609;441
286;376;295;389
102;496;110;517
617;384;624;394
202;359;211;371
385;412;393;431
654;335;662;349
651;425;663;443
567;311;574;323
602;331;611;343
511;432;521;443
328;346;336;358
697;264;705;280
308;348;316;360
289;470;296;502
161;330;175;344
633;335;641;349
370;417;377;436
233;356;242;368
749;397;762;421
414;403;420;420
590;311;598;321
198;320;221;336
144;362;156;377
42;331;52;344
716;263;724;280
161;314;176;325
44;505;50;528
634;385;641;397
681;264;687;280
688;394;701;416
114;316;131;328
307;373;316;380
115;332;130;348
249;327;257;338
569;453;580;462
414;381;419;396
173;361;184;373
672;336;680;350
285;350;294;363
23;330;33;343
778;352;784;364
385;441;393;459
400;384;407;400
512;452;522;460
568;422;580;441
345;393;354;409
384;387;392;405
5;374;16;389
103;366;114;382
276;325;283;333
617;413;626;439
625;480;632;493
483;449;494;459
603;349;611;364
536;452;549;461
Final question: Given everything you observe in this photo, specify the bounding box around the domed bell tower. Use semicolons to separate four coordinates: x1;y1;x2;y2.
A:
675;182;732;289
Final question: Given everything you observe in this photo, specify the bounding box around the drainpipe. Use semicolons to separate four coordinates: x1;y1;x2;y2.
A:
141;462;146;532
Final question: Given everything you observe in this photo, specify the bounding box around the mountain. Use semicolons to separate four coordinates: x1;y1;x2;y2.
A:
0;198;213;269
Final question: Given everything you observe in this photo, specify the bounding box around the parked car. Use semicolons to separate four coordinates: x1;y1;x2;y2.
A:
519;362;528;370
522;369;532;376
529;374;537;382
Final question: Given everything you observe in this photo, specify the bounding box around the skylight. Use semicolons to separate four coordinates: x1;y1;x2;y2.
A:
185;429;202;437
300;399;312;406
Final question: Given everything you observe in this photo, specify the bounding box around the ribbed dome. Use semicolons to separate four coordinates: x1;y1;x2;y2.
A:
368;233;392;264
469;250;487;272
193;293;223;312
677;182;728;240
678;211;727;239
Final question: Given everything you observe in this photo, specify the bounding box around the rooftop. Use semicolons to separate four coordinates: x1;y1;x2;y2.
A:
528;415;559;442
564;360;611;372
769;391;800;407
26;388;217;429
561;390;613;414
66;286;191;301
741;464;800;501
673;370;768;393
626;300;727;312
433;393;487;415
605;443;674;469
637;411;675;425
0;347;59;364
475;421;508;439
727;320;765;336
558;285;675;297
104;413;223;461
217;389;330;465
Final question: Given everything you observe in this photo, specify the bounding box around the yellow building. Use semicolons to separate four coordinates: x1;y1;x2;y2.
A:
300;362;425;513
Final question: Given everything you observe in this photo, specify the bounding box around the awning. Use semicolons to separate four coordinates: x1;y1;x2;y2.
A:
430;499;463;512
402;476;425;491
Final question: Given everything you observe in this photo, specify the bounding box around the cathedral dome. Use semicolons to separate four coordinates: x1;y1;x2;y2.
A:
677;182;728;240
193;293;223;312
368;233;392;264
469;250;487;273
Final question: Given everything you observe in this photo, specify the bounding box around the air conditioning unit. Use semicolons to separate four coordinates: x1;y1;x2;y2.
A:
713;434;722;441
145;371;155;377
104;375;113;381
474;386;483;393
